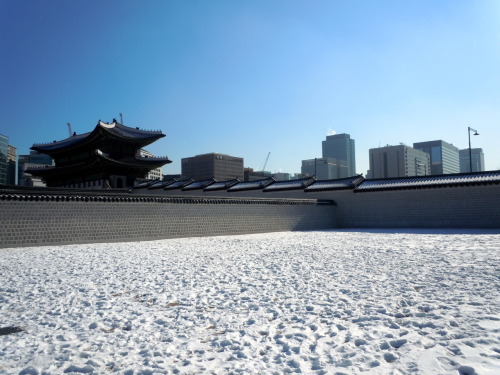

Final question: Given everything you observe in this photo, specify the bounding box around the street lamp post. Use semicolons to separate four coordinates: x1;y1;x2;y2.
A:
468;127;479;173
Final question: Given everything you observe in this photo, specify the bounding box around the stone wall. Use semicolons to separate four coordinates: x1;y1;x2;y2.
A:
334;185;500;228
1;182;498;249
150;183;500;229
0;194;336;248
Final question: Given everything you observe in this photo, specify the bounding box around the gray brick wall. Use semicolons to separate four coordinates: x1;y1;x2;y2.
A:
1;183;498;248
0;196;336;248
155;184;500;228
333;185;500;228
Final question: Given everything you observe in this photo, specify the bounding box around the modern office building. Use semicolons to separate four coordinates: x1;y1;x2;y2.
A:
17;151;54;187
0;134;8;184
6;145;17;185
18;164;47;187
322;133;356;176
368;145;430;178
139;149;164;180
459;148;485;173
182;153;244;181
17;155;30;186
301;157;349;180
272;172;291;181
413;140;459;175
244;168;271;182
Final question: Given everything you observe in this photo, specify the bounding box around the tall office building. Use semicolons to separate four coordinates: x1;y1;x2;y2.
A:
182;153;244;181
459;148;485;173
17;151;54;187
0;134;8;185
7;145;17;185
413;140;459;175
322;133;356;176
301;157;348;180
368;145;430;178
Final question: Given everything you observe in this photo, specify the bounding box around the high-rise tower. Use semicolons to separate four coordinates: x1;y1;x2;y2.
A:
413;140;459;175
368;145;430;178
0;134;8;185
459;148;485;173
322;133;356;176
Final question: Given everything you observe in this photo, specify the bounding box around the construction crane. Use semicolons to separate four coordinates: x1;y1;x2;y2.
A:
262;152;271;172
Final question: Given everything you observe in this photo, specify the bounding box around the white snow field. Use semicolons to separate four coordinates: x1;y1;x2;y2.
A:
1;230;499;375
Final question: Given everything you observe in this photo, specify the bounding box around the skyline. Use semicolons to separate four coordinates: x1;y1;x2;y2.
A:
1;0;499;176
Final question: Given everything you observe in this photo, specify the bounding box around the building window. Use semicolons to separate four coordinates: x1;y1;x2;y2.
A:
431;146;441;163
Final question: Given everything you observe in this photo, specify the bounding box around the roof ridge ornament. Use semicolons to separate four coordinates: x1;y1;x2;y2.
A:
98;120;116;129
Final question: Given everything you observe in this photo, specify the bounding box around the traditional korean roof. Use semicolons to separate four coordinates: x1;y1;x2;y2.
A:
26;160;91;178
163;179;194;190
305;175;365;192
355;170;500;192
98;151;171;169
97;120;164;140
26;150;171;178
134;179;160;189
31;119;165;154
227;178;275;192
182;179;216;191
263;177;315;192
203;178;240;191
147;179;177;190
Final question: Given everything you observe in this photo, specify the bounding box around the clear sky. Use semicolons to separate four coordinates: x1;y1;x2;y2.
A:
1;0;499;176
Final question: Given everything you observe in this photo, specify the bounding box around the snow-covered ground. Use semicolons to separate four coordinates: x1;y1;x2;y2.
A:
1;230;499;375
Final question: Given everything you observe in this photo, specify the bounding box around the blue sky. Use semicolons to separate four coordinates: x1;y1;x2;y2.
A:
1;0;499;175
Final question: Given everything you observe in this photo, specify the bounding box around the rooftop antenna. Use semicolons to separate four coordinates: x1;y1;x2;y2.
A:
67;122;73;137
119;113;123;124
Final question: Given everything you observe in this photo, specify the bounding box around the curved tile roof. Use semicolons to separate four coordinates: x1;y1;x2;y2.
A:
97;120;164;140
98;152;171;168
203;179;240;191
31;119;165;153
134;180;161;189
31;132;90;152
305;175;365;192
26;151;171;178
263;177;315;192
163;179;194;190
25;161;89;177
147;179;177;190
182;179;216;191
355;171;500;192
227;178;275;192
